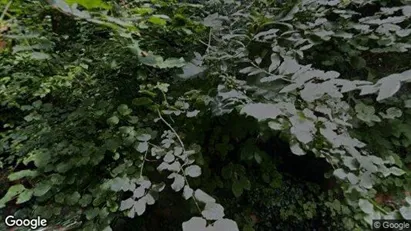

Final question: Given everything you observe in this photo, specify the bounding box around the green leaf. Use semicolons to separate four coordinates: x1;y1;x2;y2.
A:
56;162;72;173
30;52;51;60
34;182;52;197
65;0;111;9
136;134;151;142
239;176;251;190
23;150;51;168
351;56;366;69
158;58;186;69
128;42;185;69
221;166;232;179
232;181;244;198
148;16;167;26
55;193;65;203
66;192;81;205
16;190;33;204
268;121;283;130
203;13;222;28
187;110;200;118
132;97;153;106
79;194;93;207
8;170;38;181
117;104;132;116
254;152;262;164
355;103;379;122
107;116;119;125
0;184;26;208
179;63;205;79
388;167;405;176
382;107;402;119
85;208;100;220
49;0;71;12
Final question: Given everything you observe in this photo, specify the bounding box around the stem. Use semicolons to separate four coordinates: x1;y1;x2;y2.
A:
157;109;202;214
205;28;212;54
148;142;161;149
0;0;12;22
369;199;389;215
157;109;185;152
139;148;149;178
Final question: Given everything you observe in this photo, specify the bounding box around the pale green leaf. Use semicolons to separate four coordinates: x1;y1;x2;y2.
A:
183;186;193;200
333;169;347;180
212;219;239;231
194;189;216;204
290;143;306;156
169;173;185;192
0;184;26;208
8;170;38;181
107;116;119;126
201;202;225;220
388;167;405;176
33;182;52;197
240;103;283;121
359;199;373;214
16;190;33;204
400;206;411;219
185;165;202;178
135;142;148;153
269;53;281;73
377;79;401;101
182;217;207;231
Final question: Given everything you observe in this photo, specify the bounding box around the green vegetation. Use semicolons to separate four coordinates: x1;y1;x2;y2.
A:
0;0;410;230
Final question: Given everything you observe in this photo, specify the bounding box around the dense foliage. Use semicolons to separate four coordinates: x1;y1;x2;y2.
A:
1;0;411;230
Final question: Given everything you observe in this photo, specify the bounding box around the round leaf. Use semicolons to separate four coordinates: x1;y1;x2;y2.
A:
185;165;202;178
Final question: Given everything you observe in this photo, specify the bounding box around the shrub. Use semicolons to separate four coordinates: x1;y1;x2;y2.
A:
0;0;410;230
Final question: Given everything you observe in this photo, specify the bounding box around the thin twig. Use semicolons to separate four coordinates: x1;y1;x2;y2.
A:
205;28;212;54
0;0;13;21
157;109;185;152
369;198;389;215
157;109;202;213
139;149;149;178
148;142;162;149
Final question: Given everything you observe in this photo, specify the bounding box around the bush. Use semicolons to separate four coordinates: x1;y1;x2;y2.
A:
1;0;410;230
